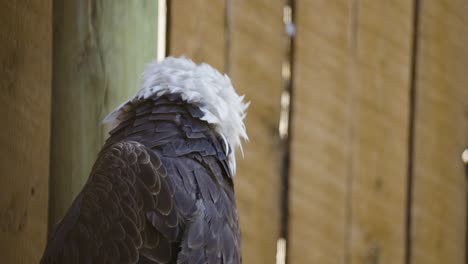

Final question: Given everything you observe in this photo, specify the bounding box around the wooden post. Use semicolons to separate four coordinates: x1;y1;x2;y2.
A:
0;1;52;263
50;1;157;227
410;1;468;263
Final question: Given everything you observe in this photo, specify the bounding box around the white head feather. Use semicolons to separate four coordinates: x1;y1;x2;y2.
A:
103;57;249;175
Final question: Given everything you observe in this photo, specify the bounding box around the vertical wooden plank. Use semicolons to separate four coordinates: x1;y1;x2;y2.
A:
289;1;414;263
0;1;52;263
169;0;226;70
290;2;351;262
50;1;157;226
347;1;414;263
230;1;284;263
410;1;468;263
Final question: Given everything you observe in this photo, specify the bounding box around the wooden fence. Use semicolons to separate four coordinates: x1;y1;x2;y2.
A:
170;1;468;263
1;0;467;263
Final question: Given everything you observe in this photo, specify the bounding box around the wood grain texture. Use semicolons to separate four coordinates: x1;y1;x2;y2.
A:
50;1;157;226
347;1;414;263
289;1;414;263
410;1;468;263
0;1;52;263
230;1;284;263
169;0;226;71
289;2;351;262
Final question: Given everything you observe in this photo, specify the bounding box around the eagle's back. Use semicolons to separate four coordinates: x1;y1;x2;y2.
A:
106;93;241;263
41;94;241;264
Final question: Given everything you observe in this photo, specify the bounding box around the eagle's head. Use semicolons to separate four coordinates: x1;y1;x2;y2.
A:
104;57;249;175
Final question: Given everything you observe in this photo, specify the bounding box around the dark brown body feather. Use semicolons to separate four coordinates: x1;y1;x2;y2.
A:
41;94;241;264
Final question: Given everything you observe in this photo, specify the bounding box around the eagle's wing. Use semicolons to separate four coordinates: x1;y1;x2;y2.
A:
41;141;178;264
41;138;240;264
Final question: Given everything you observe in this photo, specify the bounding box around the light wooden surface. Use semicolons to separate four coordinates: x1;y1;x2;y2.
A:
289;1;414;263
169;0;285;262
169;0;226;71
347;1;414;264
50;1;157;226
289;2;352;262
0;1;52;263
230;0;284;263
410;1;468;263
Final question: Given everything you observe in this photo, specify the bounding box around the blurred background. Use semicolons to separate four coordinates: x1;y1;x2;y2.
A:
1;0;467;263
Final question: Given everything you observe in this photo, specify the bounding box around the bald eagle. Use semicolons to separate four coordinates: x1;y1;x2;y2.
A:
41;57;248;264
